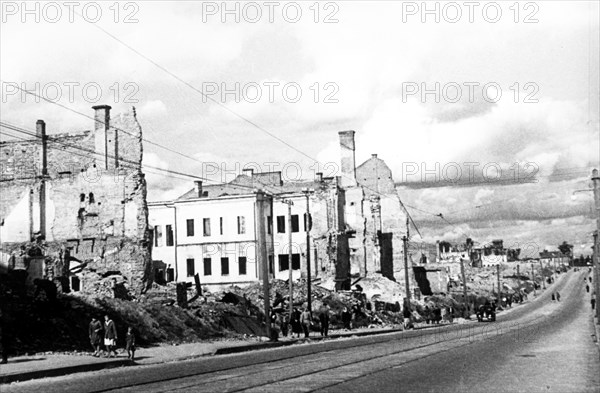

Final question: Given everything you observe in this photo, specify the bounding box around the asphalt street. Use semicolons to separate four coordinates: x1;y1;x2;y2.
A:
4;270;599;393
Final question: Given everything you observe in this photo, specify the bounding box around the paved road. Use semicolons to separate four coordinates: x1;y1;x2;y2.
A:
5;270;599;393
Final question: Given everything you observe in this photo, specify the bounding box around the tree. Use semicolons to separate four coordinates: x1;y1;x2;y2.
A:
558;241;573;257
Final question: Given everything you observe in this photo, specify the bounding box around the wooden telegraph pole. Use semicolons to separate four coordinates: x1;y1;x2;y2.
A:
592;169;599;322
403;218;411;306
539;259;545;289
281;198;294;318
302;189;313;312
497;263;501;306
256;191;270;339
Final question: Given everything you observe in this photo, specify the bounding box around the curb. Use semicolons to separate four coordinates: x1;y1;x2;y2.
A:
213;328;404;355
0;358;131;384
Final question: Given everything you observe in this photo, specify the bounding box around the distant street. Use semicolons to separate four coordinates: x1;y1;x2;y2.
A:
6;269;598;393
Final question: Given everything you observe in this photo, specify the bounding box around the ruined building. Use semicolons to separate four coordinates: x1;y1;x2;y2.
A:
338;131;410;282
0;105;152;296
149;130;413;293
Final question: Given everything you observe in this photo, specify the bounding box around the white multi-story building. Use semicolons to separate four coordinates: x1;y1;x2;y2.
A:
148;171;346;288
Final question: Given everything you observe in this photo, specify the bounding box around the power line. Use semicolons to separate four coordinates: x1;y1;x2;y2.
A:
78;19;424;238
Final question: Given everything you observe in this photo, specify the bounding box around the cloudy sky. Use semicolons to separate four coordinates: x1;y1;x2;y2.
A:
1;1;599;256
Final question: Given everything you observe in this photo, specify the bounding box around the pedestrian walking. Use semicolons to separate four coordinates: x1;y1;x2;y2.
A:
125;326;136;360
89;317;103;356
318;307;330;337
589;276;593;283
591;294;596;310
556;292;561;302
300;307;312;338
341;307;352;330
586;284;590;293
280;313;289;337
104;315;118;358
551;293;555;301
290;308;302;338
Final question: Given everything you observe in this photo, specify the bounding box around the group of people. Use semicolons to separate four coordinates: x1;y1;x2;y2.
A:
88;315;136;360
585;274;596;310
551;291;561;302
270;306;335;339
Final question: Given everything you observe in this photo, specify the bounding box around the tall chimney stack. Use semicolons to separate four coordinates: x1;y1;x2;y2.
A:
338;130;357;188
194;180;203;197
36;120;47;176
92;105;111;170
315;172;323;182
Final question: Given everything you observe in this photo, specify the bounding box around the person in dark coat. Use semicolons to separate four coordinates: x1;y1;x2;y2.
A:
586;284;590;293
290;308;302;338
341;307;352;330
556;292;561;302
104;315;117;358
318;308;330;337
89;317;103;356
551;293;556;301
280;313;289;337
125;326;136;360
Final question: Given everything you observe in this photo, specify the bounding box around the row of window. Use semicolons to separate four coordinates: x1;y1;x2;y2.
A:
186;256;246;277
268;214;310;234
185;254;301;277
155;213;312;247
186;216;246;237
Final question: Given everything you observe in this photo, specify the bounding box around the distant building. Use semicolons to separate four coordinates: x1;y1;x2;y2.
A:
539;250;570;268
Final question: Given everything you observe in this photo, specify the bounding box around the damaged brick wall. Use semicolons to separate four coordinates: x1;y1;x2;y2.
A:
0;107;152;297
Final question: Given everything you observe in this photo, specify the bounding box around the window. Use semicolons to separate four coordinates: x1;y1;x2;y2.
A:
221;257;229;275
203;258;212;276
186;258;195;277
237;216;245;234
277;216;285;233
239;257;247;275
166;225;174;246
291;215;299;233
292;254;301;270
186;219;194;237
278;254;289;271
203;218;211;236
153;225;163;247
219;217;223;235
267;216;272;235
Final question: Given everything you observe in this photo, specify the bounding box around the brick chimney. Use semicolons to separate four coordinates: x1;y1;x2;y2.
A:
194;180;203;197
315;172;323;182
338;130;357;188
242;168;254;177
92;105;112;170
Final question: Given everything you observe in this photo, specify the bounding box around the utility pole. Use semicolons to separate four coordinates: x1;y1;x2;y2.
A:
460;256;468;316
539;259;545;289
281;198;294;318
517;264;521;293
302;189;313;312
256;191;270;339
497;263;501;306
531;263;536;296
403;217;411;306
592;168;600;322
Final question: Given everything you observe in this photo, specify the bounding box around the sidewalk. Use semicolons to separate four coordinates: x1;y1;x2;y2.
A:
0;326;403;384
